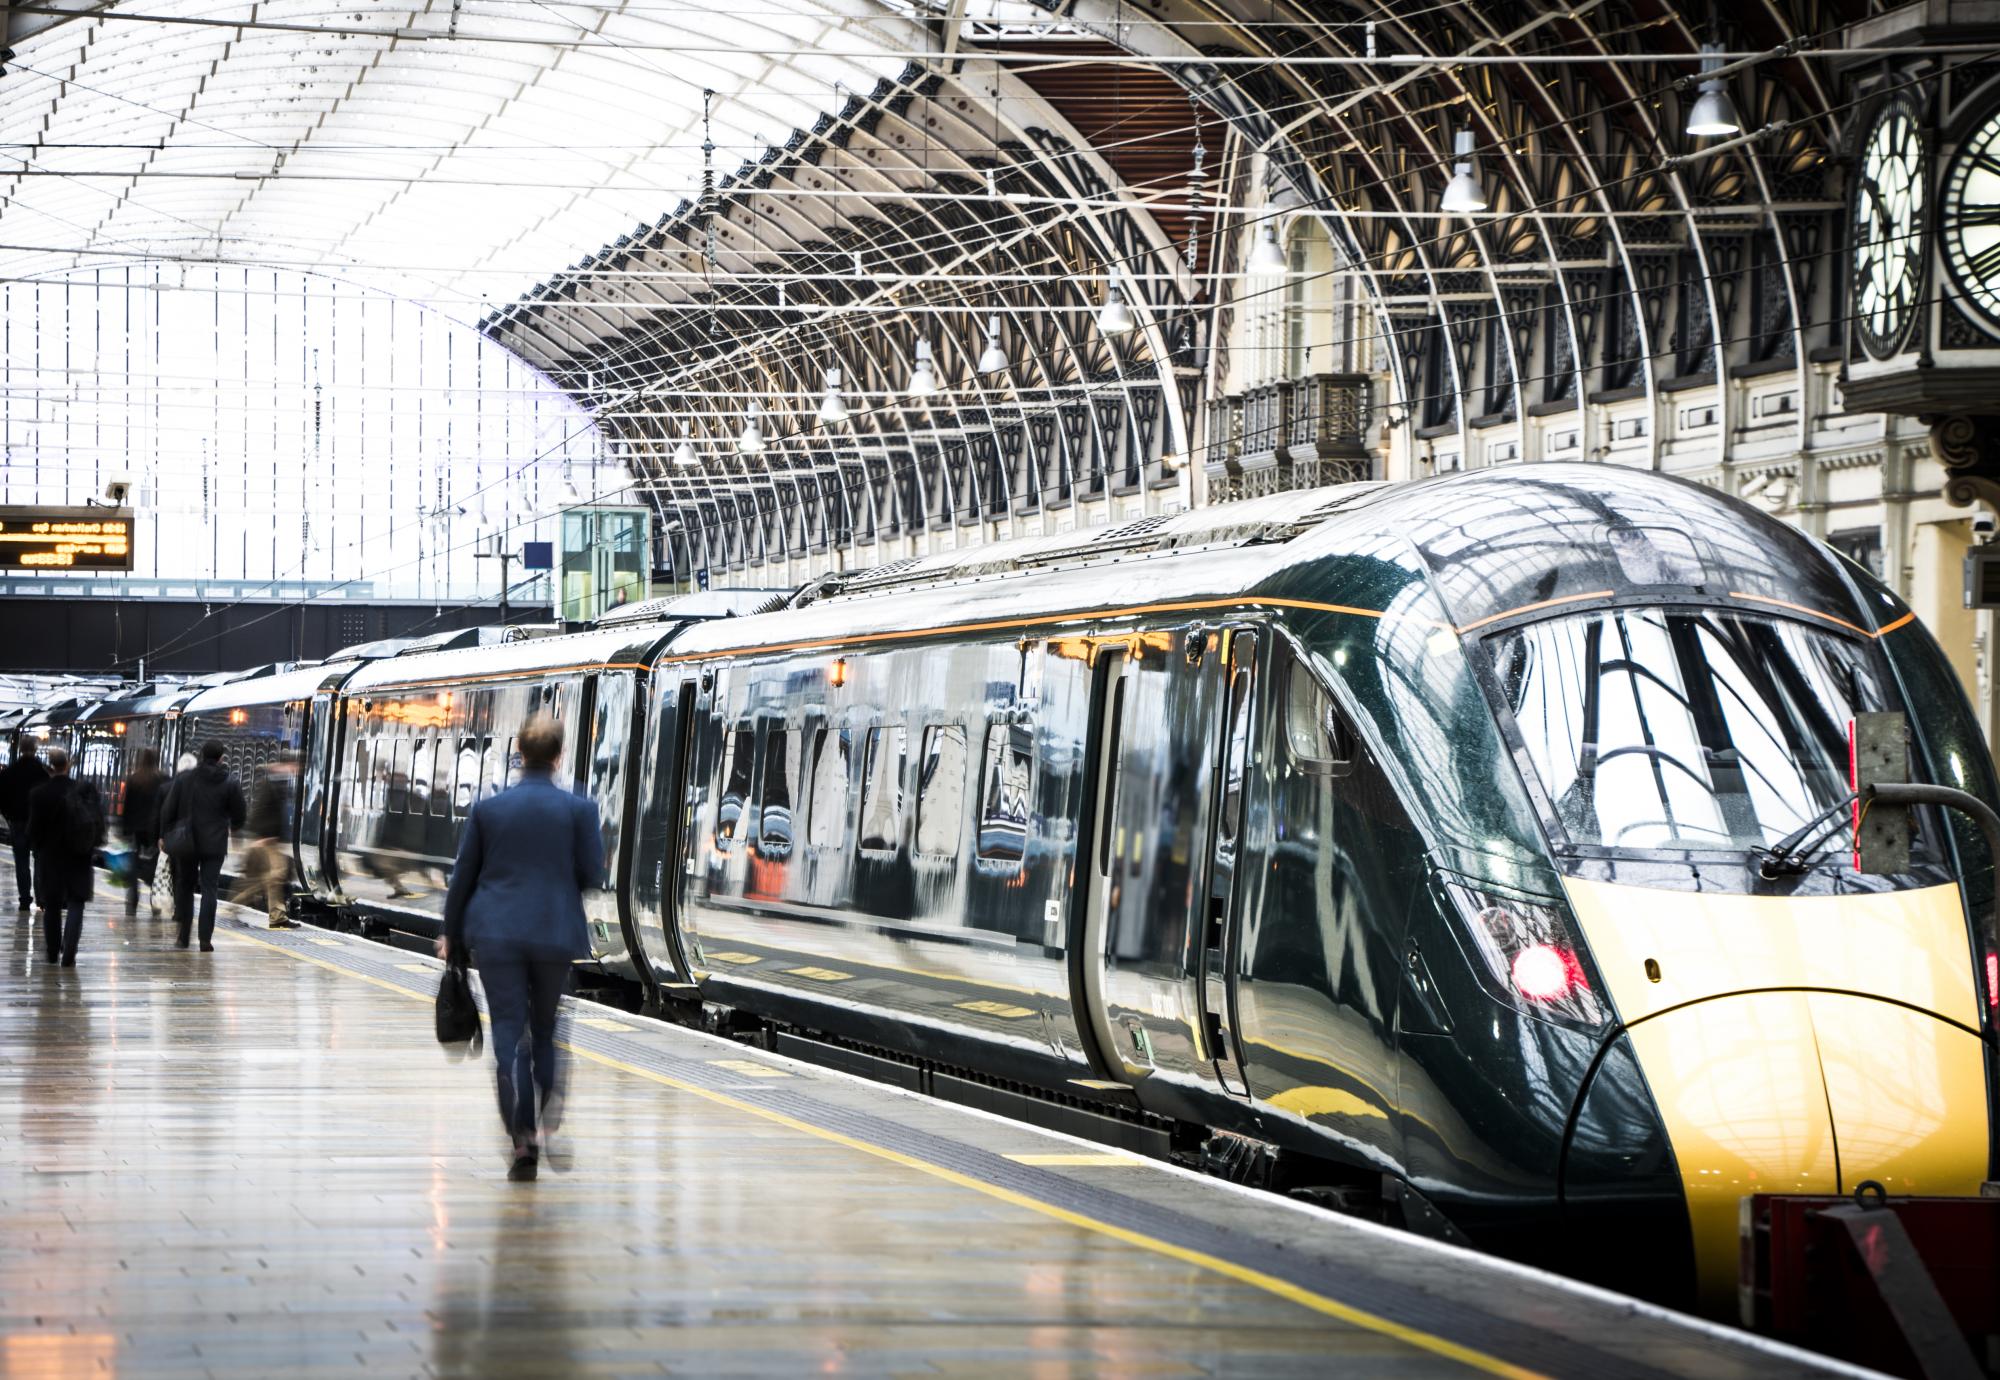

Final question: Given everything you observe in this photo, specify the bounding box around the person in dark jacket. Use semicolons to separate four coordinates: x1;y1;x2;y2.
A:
25;747;105;967
158;739;246;952
119;748;166;919
440;715;603;1182
0;739;51;911
232;752;300;928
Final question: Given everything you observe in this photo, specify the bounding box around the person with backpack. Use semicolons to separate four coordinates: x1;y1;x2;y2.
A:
157;739;246;952
119;748;166;920
25;746;106;967
0;737;50;912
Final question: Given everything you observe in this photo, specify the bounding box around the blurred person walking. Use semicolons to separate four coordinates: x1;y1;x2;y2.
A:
438;715;602;1183
159;740;245;953
0;738;50;912
25;747;105;967
234;752;301;929
119;749;166;920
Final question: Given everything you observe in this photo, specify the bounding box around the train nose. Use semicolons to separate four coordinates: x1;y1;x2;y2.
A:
1622;991;1988;1313
1562;876;1992;1316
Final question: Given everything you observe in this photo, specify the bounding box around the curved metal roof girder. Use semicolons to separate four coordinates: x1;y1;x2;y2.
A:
1056;0;1843;477
494;66;1194;579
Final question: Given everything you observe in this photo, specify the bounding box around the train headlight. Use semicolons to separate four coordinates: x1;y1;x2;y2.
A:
1445;883;1606;1027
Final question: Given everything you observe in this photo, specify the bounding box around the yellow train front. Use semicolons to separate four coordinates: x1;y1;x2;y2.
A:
1313;465;1997;1317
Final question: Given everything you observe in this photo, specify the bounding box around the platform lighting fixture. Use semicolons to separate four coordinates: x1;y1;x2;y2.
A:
1685;45;1742;137
673;432;699;467
1247;222;1289;275
1097;282;1136;334
977;316;1009;374
1440;130;1488;214
738;402;765;455
907;339;938;398
818;369;849;425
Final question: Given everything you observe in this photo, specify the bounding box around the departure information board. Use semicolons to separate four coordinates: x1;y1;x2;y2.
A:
0;507;134;571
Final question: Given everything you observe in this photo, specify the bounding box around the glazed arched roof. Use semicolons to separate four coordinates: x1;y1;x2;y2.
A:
0;0;916;314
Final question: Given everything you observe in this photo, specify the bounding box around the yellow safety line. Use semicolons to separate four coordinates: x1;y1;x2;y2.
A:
222;926;1543;1380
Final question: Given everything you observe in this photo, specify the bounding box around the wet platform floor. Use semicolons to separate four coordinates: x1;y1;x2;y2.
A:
0;894;1869;1379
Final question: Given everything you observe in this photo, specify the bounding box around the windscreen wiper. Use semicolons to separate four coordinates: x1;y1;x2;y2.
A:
1754;791;1858;878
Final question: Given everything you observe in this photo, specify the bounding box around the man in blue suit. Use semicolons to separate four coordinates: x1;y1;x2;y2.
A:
439;714;604;1182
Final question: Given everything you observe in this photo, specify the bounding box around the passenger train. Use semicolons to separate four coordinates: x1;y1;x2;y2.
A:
7;463;1995;1316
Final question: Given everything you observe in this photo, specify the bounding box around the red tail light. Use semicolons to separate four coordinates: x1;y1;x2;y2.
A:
1444;883;1606;1026
1986;950;1997;1010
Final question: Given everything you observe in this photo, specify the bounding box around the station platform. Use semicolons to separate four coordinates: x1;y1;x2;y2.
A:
0;893;1875;1380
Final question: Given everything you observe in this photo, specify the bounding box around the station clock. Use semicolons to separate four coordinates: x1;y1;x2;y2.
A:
1942;103;2000;336
1852;95;1928;359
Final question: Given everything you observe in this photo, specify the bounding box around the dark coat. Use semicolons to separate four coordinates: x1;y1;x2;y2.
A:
0;754;50;827
443;767;603;960
247;768;297;842
159;762;246;860
121;767;166;843
27;775;103;907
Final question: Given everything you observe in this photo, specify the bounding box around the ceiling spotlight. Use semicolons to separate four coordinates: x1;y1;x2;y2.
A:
1247;222;1288;275
977;316;1008;374
1440;129;1488;215
908;339;938;398
1685;44;1742;137
1097;283;1136;334
818;369;848;425
738;402;765;455
673;432;698;467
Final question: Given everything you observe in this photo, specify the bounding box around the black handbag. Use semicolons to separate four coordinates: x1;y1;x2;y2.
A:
435;961;483;1057
162;818;195;862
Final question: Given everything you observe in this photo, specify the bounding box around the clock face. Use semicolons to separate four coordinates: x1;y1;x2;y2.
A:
1943;105;2000;336
1854;99;1927;358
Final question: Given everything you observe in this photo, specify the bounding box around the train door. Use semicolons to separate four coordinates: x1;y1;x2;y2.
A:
1200;628;1258;1097
1072;629;1228;1088
578;672;633;966
631;674;699;998
298;689;341;892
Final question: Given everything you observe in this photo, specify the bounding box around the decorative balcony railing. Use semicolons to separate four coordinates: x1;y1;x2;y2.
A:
1202;373;1373;502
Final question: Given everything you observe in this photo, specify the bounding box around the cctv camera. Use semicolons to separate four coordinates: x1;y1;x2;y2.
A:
1976;511;1998;542
102;476;132;505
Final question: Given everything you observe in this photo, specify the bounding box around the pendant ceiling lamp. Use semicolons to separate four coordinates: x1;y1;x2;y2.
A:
818;369;848;425
738;402;765;455
1247;222;1288;275
977;316;1008;374
907;339;938;397
673;431;698;467
1440;129;1488;214
1097;283;1135;334
1685;45;1742;137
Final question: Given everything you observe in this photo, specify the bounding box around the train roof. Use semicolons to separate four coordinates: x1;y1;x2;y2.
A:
178;662;360;716
73;683;193;722
340;624;672;693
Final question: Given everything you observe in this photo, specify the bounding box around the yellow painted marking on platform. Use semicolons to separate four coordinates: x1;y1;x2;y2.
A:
576;1016;635;1032
394;963;435;974
230;928;1546;1379
786;966;852;982
1005;1152;1137;1167
709;1059;792;1079
704;951;763;965
956;999;1036;1018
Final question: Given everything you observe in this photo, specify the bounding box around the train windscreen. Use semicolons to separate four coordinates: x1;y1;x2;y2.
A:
1487;608;1882;855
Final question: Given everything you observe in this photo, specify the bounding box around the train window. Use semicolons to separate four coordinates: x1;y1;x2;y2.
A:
976;723;1034;863
481;736;504;799
389;738;412;813
409;739;433;815
716;722;755;849
804;727;851;849
1218;668;1251;844
759;723;797;851
915;725;967;856
453;737;479;816
859;726;907;853
1284;656;1357;773
431;736;453;816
